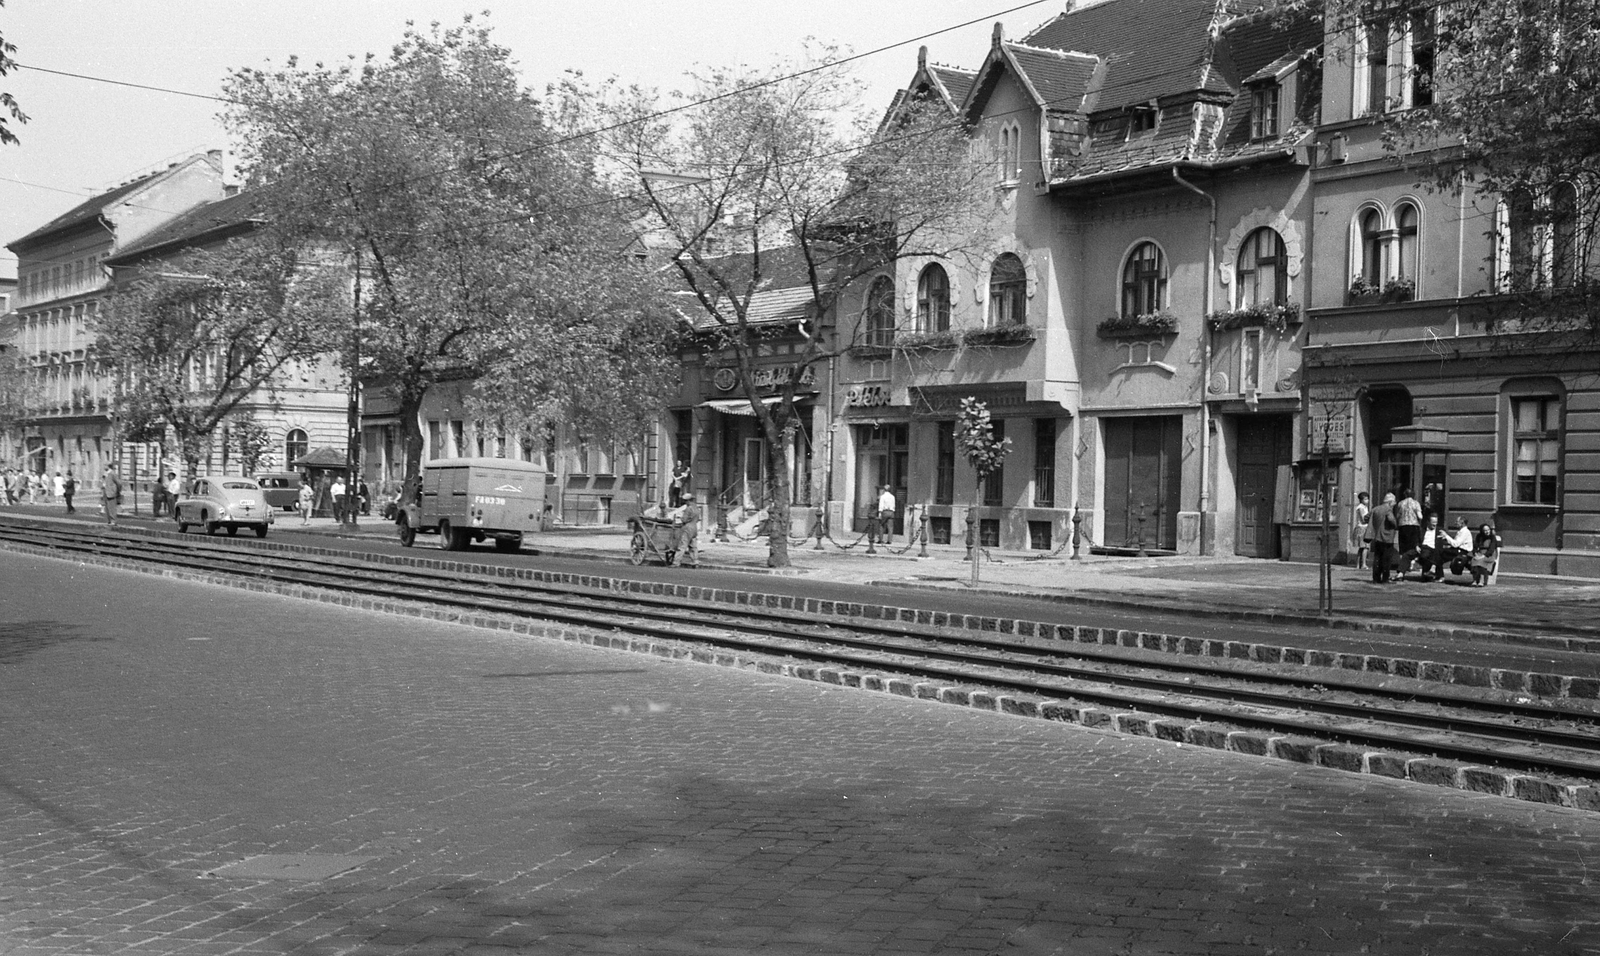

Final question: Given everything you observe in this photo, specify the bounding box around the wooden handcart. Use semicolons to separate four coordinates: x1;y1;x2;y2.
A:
628;515;682;566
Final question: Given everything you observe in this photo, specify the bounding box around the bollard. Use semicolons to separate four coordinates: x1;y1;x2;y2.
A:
813;504;825;550
918;508;929;558
865;510;877;555
1071;504;1082;560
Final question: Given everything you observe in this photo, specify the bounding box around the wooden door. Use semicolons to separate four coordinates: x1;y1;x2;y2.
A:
1103;417;1180;549
1235;416;1287;558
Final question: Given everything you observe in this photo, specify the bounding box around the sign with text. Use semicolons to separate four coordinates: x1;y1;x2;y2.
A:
1306;406;1352;456
713;364;816;392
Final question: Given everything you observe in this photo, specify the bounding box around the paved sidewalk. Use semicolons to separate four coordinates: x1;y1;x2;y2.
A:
308;514;1600;640
13;499;1600;639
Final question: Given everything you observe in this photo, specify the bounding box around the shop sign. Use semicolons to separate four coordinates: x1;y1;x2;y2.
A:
713;364;815;392
845;384;893;408
1306;406;1352;455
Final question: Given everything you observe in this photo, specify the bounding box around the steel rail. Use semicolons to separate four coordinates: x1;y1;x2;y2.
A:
4;520;1598;779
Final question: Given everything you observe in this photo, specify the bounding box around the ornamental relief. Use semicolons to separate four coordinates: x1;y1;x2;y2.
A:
972;242;1041;305
1218;207;1305;286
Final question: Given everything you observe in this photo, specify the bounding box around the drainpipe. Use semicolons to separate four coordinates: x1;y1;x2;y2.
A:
1172;167;1216;552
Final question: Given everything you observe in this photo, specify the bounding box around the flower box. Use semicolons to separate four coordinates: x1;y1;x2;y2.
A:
963;324;1036;347
893;330;962;350
1207;303;1303;333
1096;311;1178;339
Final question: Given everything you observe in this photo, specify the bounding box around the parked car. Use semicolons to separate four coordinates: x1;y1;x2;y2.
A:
174;476;275;538
252;472;302;511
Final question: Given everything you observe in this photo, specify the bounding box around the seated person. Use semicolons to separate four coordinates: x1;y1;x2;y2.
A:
1413;515;1447;580
1442;516;1474;576
1470;523;1500;587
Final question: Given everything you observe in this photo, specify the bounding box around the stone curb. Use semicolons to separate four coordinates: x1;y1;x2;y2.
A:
7;519;1597;704
8;536;1598;815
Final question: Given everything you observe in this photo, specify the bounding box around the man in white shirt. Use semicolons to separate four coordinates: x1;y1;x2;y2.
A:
876;484;896;545
330;476;347;524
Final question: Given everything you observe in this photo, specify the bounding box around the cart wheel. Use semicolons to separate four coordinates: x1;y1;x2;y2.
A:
437;519;455;550
629;531;647;565
398;522;416;548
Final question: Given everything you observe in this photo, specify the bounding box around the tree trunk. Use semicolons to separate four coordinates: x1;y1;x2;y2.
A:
756;403;793;569
398;391;427;482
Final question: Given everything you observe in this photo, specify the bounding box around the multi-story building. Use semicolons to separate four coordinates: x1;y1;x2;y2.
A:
5;152;227;489
836;0;1321;556
99;188;351;478
1302;12;1600;575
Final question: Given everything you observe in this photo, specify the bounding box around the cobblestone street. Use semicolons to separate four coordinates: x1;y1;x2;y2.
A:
4;549;1599;955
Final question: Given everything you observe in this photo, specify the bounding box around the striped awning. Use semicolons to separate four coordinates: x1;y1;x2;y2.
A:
699;397;781;416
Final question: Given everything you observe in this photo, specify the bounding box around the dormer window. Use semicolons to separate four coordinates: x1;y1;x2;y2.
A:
1129;103;1158;136
1250;84;1281;140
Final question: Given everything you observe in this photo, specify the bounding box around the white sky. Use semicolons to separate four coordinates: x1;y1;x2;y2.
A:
0;0;1073;280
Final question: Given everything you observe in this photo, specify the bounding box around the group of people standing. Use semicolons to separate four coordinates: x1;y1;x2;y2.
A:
1351;488;1500;587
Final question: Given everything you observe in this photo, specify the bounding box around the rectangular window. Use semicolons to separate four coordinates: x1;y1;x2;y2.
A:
1511;396;1560;504
449;420;465;459
930;516;952;545
935;420;955;505
1032;418;1056;507
1408;11;1435;108
1028;521;1052;550
979;518;1000;548
428;420;443;459
1250;85;1280;140
1365;20;1391;115
1242;329;1263;393
982;419;1005;507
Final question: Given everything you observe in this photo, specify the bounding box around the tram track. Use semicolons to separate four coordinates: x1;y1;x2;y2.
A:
4;516;1600;789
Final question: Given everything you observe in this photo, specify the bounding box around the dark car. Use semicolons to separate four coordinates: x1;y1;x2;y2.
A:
253;472;302;511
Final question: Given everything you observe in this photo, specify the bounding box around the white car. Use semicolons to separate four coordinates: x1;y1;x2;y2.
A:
173;477;275;538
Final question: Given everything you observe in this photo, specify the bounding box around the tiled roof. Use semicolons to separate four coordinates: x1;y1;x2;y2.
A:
931;65;977;108
677;245;826;328
104;189;267;264
1024;0;1229;112
1034;0;1322;184
8;171;166;250
1004;43;1100;113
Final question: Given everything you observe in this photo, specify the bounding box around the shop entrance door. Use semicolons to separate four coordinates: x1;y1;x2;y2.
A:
1236;415;1290;557
852;423;908;533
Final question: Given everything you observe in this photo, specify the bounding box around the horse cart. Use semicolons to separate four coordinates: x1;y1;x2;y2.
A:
628;515;682;566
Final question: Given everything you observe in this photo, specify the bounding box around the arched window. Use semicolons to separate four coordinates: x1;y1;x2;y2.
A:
284;429;308;468
1395;203;1420;284
1359;208;1384;285
916;264;950;332
1235;228;1287;307
864;276;895;347
998;123;1021;184
988;254;1027;326
1121;242;1166;318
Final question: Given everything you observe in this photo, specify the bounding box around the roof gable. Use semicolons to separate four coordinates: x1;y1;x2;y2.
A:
104;189;268;265
8;153;223;253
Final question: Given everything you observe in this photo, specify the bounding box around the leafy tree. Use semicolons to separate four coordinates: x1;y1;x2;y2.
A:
597;48;988;567
0;334;37;460
231;414;272;475
96;237;347;477
0;0;28;146
223;17;677;483
955;397;1011;587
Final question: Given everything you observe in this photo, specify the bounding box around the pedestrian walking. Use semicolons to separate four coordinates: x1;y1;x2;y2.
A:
62;471;77;513
330;475;347;524
298;477;314;525
26;470;41;503
6;468;20;505
52;471;64;502
100;463;123;526
676;493;701;568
